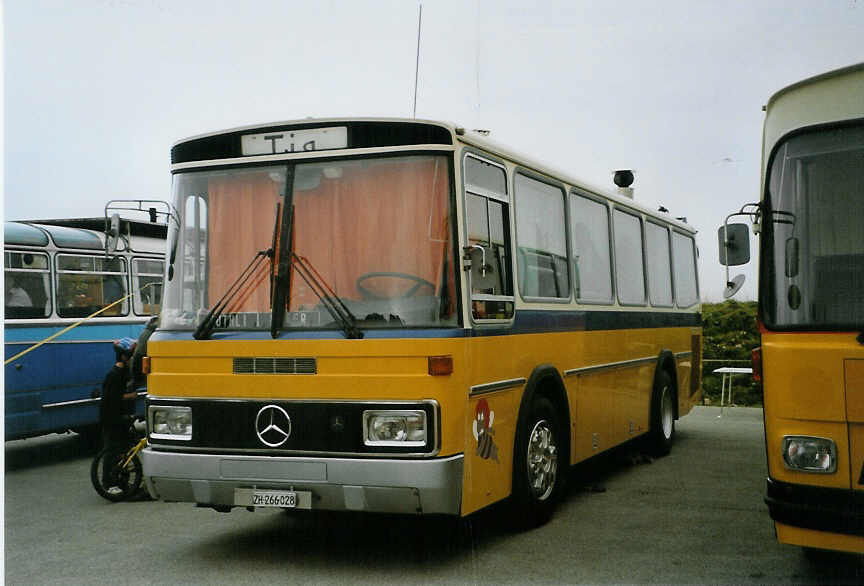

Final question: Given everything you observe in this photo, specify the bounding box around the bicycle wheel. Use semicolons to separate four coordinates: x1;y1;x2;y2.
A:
90;448;143;502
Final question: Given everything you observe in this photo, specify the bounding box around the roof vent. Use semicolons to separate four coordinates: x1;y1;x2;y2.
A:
613;169;635;198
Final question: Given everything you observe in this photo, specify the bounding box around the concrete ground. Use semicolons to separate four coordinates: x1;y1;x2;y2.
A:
4;406;864;584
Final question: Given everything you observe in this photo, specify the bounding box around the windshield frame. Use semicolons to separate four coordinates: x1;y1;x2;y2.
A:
759;117;864;332
163;148;462;334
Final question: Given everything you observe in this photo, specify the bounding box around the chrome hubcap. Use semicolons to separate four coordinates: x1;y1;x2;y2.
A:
527;419;558;501
661;386;674;439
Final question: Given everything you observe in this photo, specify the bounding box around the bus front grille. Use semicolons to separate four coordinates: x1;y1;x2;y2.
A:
233;357;317;375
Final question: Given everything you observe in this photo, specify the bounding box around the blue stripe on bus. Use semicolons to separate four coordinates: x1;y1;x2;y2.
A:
149;310;701;342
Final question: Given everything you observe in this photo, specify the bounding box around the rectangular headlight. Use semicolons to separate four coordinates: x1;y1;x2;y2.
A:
149;405;192;441
782;436;837;474
363;410;426;447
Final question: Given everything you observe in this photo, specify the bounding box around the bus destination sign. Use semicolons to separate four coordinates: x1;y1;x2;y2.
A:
241;126;348;156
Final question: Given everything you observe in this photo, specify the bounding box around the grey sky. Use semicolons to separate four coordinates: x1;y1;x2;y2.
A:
4;0;864;301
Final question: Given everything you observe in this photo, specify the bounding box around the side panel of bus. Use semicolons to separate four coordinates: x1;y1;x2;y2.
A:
5;325;146;439
460;326;699;516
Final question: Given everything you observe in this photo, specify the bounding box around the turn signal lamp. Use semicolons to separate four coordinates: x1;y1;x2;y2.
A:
782;436;837;474
751;347;762;383
142;356;151;375
428;355;453;376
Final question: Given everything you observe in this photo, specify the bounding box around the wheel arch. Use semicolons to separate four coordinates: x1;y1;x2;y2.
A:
515;364;571;466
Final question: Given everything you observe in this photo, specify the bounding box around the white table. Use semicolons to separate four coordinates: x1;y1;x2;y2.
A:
712;367;753;416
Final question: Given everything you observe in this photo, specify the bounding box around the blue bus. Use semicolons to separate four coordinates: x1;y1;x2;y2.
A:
4;217;166;441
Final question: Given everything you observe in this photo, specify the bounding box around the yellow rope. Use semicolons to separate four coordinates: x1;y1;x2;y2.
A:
5;282;158;366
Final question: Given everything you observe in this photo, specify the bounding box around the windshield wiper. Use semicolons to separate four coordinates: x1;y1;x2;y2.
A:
291;253;363;339
193;248;273;340
267;165;362;340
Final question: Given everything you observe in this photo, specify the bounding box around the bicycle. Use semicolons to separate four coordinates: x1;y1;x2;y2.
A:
90;436;147;502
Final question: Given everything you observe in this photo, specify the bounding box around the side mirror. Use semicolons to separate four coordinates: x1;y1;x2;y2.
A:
718;223;750;266
785;237;799;277
106;213;121;256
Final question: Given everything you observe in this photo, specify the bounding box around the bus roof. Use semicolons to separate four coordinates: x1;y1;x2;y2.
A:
762;62;864;179
24;217;168;240
173;117;696;234
6;218;167;252
4;222;50;246
765;62;864;112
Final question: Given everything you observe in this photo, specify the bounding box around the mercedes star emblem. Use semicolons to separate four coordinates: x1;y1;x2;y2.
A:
255;405;292;447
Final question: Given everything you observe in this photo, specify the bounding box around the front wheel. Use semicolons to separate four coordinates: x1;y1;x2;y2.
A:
90;448;143;502
511;396;566;528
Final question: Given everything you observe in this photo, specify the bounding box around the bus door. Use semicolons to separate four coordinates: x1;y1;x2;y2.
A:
461;153;517;514
845;358;864;495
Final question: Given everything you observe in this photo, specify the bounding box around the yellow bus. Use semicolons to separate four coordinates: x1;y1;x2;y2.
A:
142;118;702;525
720;63;864;554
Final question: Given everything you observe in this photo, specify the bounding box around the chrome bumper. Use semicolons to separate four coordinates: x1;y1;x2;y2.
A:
141;448;464;515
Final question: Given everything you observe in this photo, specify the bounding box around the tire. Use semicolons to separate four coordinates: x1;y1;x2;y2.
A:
511;396;566;528
90;448;143;502
647;369;676;457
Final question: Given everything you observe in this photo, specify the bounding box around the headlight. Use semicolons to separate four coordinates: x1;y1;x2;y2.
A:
363;410;426;447
782;436;837;474
149;405;192;441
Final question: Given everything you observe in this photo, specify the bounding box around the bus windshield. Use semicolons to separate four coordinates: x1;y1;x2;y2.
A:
762;122;864;329
162;154;457;332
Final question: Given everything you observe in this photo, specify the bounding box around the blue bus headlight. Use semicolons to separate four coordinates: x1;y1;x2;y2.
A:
782;436;837;473
363;410;426;447
149;406;192;441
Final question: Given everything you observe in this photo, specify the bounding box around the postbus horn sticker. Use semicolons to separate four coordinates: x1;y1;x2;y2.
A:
472;399;499;462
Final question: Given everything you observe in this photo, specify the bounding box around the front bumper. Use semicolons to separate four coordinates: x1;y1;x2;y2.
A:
141;448;464;515
765;478;864;537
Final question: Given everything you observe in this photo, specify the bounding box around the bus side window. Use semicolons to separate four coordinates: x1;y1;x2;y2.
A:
569;193;613;304
646;222;674;307
514;173;569;300
56;254;129;318
672;231;699;308
4;251;52;319
613;209;646;306
464;155;514;320
133;258;165;315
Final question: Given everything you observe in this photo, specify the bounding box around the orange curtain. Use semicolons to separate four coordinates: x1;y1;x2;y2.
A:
207;173;281;312
204;157;453;317
290;157;450;311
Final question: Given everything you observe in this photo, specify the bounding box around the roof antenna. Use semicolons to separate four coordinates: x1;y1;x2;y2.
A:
412;3;422;118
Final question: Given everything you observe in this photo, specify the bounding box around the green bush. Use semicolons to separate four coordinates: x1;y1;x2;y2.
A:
701;300;762;406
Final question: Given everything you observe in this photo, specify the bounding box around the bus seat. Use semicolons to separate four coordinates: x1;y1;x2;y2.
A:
518;248;558;298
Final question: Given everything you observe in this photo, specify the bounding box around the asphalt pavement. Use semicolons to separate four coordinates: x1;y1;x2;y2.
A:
4;406;864;584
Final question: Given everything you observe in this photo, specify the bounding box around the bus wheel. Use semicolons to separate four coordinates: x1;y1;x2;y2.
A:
648;370;675;456
512;396;564;528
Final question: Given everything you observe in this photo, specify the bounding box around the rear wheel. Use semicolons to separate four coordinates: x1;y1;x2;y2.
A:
511;396;565;528
647;370;676;456
90;448;143;502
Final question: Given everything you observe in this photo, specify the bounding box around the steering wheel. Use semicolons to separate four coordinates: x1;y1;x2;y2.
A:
356;272;435;300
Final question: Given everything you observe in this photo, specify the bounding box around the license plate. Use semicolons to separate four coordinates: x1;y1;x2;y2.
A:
234;488;312;509
251;490;296;508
